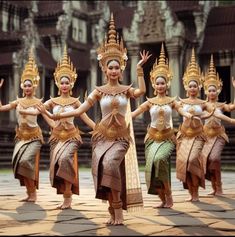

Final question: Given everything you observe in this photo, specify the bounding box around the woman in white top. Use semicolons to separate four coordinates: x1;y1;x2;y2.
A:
176;48;214;202
38;15;151;225
0;49;46;202
22;46;95;210
132;43;187;208
201;55;235;196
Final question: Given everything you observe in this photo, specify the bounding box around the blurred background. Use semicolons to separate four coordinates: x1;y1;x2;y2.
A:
0;0;235;169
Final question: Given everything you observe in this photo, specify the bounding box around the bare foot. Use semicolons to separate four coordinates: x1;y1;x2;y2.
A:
215;191;224;197
191;197;200;202
20;196;29;202
207;190;215;195
27;192;37;202
105;207;115;225
185;195;193;202
153;202;166;208
113;208;124;225
57;197;72;210
164;194;173;208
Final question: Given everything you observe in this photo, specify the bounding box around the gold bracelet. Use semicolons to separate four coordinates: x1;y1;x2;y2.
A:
137;66;144;77
53;113;60;120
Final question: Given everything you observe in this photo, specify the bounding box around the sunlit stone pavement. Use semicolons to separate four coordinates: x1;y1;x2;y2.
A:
0;169;234;236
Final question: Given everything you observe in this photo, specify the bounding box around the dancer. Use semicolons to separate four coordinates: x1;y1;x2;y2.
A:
41;46;95;209
38;14;151;224
202;55;235;196
176;48;214;202
0;49;43;202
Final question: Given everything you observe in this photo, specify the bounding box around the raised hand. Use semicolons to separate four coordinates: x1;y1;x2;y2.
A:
137;50;152;67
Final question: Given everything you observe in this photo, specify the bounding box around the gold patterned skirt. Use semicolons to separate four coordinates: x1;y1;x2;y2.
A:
12;139;42;189
91;135;129;210
49;127;82;195
176;124;206;189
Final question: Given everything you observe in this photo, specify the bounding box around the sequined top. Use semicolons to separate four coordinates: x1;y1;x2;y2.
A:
16;105;39;127
204;107;222;126
150;104;173;131
100;94;128;118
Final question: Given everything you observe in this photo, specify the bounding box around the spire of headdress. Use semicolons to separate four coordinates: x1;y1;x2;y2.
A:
21;46;40;88
182;47;202;90
202;54;223;95
54;44;77;89
97;13;128;72
150;42;172;86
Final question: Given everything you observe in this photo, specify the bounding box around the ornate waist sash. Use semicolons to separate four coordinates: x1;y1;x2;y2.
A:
146;127;174;142
51;127;80;141
15;123;43;141
93;122;130;141
203;125;225;138
180;124;203;138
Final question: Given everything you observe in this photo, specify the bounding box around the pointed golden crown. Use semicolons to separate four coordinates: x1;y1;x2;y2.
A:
21;47;40;88
202;54;223;95
54;45;77;88
150;43;173;86
183;48;202;90
97;13;128;72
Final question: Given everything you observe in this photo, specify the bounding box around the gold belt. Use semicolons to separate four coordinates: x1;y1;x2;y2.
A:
15;124;42;141
203;125;224;138
95;123;130;140
52;127;80;141
180;124;203;138
147;127;174;142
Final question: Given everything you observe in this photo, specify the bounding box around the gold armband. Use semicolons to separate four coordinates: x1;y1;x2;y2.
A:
86;97;95;106
137;66;144;77
139;104;146;113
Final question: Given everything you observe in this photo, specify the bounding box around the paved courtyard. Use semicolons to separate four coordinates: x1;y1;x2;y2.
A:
0;169;234;236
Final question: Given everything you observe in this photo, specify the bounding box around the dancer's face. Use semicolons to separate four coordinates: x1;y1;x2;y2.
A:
23;80;34;96
155;77;167;95
60;76;71;95
207;85;217;100
188;80;199;97
106;60;121;82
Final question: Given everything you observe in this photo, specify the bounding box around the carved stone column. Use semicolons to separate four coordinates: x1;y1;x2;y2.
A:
166;42;183;125
11;54;20;123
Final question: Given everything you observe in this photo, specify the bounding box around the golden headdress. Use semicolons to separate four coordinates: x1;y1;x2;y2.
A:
182;48;203;90
54;45;77;89
202;54;223;95
20;48;40;89
97;13;128;72
150;42;173;87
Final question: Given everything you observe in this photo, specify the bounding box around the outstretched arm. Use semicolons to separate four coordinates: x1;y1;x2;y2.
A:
80;113;95;130
56;100;92;119
132;50;152;98
41;113;56;128
173;100;192;119
213;111;235;124
132;101;150;119
18;107;41;116
0;101;16;112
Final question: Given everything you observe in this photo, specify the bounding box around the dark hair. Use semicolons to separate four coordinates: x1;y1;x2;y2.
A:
106;59;120;66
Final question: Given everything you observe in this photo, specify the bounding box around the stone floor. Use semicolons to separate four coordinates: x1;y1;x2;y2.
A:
0;169;234;236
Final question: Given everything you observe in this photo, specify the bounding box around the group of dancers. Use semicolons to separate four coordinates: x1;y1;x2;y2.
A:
0;14;235;226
